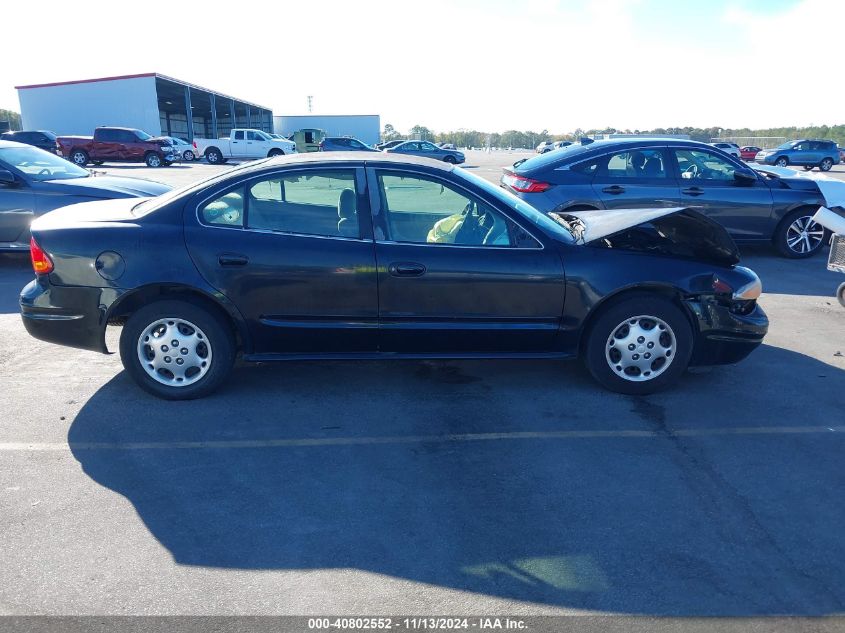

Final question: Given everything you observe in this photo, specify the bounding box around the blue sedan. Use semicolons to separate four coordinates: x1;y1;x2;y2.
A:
386;140;465;164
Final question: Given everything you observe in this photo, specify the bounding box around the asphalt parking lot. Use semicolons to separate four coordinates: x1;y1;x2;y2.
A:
1;151;844;618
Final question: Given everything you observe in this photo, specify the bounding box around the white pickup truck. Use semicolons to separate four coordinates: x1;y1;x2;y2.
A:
193;129;296;164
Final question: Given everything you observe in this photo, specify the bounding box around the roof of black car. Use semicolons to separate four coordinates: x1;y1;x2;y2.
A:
260;151;454;171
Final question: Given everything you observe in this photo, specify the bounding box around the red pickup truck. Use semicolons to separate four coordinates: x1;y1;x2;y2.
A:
57;127;178;168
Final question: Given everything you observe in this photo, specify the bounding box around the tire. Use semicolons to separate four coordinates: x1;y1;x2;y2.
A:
583;294;693;395
838;282;845;308
820;157;834;172
267;149;284;158
773;209;829;258
205;148;224;164
775;156;789;167
70;149;89;166
145;152;162;168
119;299;236;400
183;150;195;162
443;155;457;164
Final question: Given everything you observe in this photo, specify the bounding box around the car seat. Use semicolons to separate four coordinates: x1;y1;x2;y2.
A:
337;189;357;237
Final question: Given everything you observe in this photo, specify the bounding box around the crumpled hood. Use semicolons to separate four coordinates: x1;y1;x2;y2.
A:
559;207;741;266
754;165;845;204
43;175;172;199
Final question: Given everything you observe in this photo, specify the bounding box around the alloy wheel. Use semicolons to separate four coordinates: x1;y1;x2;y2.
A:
786;215;825;254
137;317;212;387
605;315;676;382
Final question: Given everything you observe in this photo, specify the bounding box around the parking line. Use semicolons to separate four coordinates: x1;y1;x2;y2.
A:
0;425;842;452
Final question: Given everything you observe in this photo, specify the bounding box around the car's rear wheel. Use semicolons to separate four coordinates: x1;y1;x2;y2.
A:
145;152;162;168
183;150;195;161
206;148;224;164
119;299;235;400
820;158;834;172
775;156;789;167
583;295;693;395
774;209;828;258
70;150;89;166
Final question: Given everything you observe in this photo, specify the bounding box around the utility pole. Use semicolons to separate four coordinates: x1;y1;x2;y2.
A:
307;96;313;113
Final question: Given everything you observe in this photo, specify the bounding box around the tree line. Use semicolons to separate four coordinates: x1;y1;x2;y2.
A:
0;108;22;131
383;124;845;148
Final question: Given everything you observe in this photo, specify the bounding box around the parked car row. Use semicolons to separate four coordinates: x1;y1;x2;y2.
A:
754;139;840;171
322;137;466;164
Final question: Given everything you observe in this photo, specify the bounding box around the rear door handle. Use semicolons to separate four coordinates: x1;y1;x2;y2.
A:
682;187;705;196
601;185;625;194
388;262;426;277
218;253;249;266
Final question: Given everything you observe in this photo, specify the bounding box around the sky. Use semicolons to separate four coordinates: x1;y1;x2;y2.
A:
4;0;841;134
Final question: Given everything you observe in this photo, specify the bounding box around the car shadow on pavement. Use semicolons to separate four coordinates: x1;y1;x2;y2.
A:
66;343;845;615
739;245;841;297
0;254;31;314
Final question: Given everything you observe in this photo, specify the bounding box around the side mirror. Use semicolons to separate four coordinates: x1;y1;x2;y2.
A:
0;169;16;185
734;167;756;184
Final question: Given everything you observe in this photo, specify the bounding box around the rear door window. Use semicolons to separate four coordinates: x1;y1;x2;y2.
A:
199;170;360;239
598;149;668;180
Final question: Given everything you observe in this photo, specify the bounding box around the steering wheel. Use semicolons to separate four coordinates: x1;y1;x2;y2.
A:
682;164;699;179
38;168;51;176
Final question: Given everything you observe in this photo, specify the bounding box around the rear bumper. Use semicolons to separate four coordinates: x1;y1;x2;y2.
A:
19;277;117;353
686;298;768;366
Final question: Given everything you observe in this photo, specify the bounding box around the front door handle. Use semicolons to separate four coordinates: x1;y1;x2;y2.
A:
682;187;705;196
388;262;426;277
218;253;249;266
601;185;625;194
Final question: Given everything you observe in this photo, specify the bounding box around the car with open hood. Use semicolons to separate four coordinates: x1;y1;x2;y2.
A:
501;138;832;258
20;153;767;400
0;140;171;251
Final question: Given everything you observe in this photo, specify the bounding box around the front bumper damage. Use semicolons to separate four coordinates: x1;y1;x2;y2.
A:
685;297;768;366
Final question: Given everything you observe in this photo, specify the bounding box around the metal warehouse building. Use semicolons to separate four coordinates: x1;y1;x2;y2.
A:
274;114;380;145
16;73;273;141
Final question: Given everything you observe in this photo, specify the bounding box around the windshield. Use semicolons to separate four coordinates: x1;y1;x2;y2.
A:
0;146;90;181
777;141;796;149
455;167;574;243
135;130;152;141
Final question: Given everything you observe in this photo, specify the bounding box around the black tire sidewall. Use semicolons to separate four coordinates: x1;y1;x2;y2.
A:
145;153;161;168
72;151;88;165
584;295;693;395
775;157;788;166
207;149;221;163
820;159;833;171
837;282;845;308
119;299;235;400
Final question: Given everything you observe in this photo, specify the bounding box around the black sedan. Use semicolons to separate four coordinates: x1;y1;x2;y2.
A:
20;153;767;399
0;140;171;251
502;138;829;258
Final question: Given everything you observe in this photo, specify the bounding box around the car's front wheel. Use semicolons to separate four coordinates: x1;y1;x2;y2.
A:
774;209;828;258
183;150;195;161
443;155;456;164
119;299;236;400
820;157;834;172
775;156;789;167
145;152;162;168
838;282;845;308
267;149;285;158
583;295;693;395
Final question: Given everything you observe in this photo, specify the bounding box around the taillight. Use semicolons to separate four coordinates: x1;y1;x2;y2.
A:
318;142;324;151
30;237;53;275
192;141;197;148
501;170;551;193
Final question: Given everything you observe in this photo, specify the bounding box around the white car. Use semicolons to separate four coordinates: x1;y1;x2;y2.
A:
193;129;296;164
710;142;741;158
166;137;198;161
